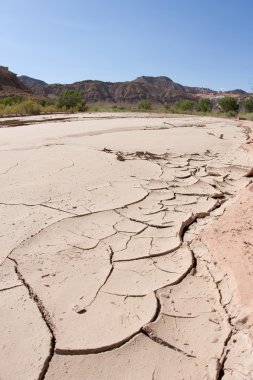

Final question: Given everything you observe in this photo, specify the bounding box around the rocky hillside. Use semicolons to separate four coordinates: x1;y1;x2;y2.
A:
19;74;250;105
18;75;198;104
0;66;30;97
184;85;216;95
19;75;48;94
0;66;246;104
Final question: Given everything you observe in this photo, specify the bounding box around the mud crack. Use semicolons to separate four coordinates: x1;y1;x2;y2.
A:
142;326;197;358
7;257;56;380
75;246;115;314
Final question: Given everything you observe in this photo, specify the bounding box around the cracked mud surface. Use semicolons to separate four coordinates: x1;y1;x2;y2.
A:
0;113;253;379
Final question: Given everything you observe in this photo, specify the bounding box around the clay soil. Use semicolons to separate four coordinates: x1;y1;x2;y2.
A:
0;113;253;380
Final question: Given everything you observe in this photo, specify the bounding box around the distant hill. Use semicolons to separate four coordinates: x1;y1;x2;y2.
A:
0;66;248;104
0;66;30;97
18;75;197;104
226;89;248;96
184;86;216;95
19;74;250;104
19;75;48;94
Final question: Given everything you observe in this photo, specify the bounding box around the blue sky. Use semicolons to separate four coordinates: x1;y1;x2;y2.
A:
1;0;252;91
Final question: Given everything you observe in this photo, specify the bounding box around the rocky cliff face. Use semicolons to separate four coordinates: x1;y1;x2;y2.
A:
0;67;30;97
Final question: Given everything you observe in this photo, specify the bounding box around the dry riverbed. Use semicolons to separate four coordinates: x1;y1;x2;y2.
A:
0;113;252;379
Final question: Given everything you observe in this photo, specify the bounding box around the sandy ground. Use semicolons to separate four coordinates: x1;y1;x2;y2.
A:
0;113;253;380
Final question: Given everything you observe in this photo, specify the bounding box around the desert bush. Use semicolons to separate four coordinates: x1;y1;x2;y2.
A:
196;98;212;112
138;99;152;110
0;99;42;116
243;98;253;113
0;95;23;106
37;98;54;107
226;110;238;117
42;104;59;113
164;102;170;111
218;97;239;113
0;96;76;116
174;100;195;112
15;99;42;115
58;89;86;111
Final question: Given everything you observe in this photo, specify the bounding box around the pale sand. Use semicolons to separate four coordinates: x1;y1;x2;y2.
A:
0;114;253;379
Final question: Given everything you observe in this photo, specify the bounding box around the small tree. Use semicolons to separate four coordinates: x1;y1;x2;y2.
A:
196;98;212;113
243;98;253;113
58;89;86;111
138;99;152;110
218;97;239;113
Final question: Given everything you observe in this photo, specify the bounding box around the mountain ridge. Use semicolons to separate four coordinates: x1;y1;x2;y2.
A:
19;74;249;104
0;66;249;104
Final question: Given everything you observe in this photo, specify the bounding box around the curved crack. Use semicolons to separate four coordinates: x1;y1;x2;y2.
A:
55;290;160;356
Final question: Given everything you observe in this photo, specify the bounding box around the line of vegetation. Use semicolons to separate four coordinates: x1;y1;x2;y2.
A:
165;96;253;120
0;91;253;121
0;89;87;117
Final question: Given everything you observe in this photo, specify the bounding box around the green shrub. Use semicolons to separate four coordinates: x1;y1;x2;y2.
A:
164;102;170;111
196;98;212;113
0;95;23;106
174;100;195;112
243;98;253;113
218;97;239;113
58;89;86;111
138;99;152;110
226;110;238;117
37;98;53;107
